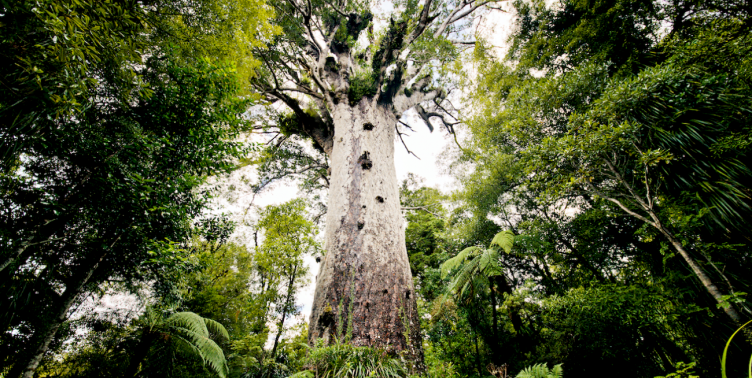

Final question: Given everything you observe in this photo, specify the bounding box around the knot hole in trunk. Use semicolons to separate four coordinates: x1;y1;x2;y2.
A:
376;196;384;203
357;221;364;230
358;151;372;170
363;122;374;131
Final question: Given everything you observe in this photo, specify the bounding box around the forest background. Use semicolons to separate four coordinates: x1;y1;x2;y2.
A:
1;0;751;378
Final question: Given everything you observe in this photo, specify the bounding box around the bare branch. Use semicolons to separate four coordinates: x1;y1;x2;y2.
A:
396;125;420;159
583;182;656;227
401;205;441;217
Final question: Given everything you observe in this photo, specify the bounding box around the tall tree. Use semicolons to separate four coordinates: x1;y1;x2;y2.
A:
251;0;497;364
253;200;318;361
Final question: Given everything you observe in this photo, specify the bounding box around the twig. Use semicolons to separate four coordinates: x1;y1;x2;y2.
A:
395;125;420;159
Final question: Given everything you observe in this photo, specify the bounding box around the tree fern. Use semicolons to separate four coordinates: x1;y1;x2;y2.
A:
440;231;515;298
491;230;515;253
128;310;230;378
441;246;482;279
165;312;229;378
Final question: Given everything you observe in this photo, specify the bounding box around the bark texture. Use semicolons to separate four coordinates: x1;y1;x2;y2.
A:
252;1;495;369
308;100;423;366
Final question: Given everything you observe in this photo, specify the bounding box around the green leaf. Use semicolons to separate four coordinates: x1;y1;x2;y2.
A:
490;230;515;253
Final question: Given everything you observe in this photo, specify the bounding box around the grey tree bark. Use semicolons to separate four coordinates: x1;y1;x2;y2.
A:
250;1;496;369
308;100;423;365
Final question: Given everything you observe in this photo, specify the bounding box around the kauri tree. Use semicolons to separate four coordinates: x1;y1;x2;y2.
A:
251;0;499;366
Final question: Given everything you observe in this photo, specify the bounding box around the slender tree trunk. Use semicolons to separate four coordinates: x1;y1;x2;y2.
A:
493;276;523;333
596;162;747;326
0;216;66;274
488;278;502;365
271;264;298;359
473;328;482;376
655;224;744;325
489;279;499;340
6;255;103;378
308;101;422;367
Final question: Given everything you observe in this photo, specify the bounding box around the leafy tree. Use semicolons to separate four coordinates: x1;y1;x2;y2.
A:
180;200;319;378
181;242;269;377
0;56;254;378
0;0;277;374
442;0;752;375
254;200;319;361
400;175;447;301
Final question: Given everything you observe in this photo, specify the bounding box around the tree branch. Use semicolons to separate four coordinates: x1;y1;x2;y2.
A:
396;125;420;159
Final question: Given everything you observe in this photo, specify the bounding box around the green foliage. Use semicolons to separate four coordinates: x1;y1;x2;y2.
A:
1;54;255;374
136;309;230;378
294;340;408;378
515;363;563;378
508;0;658;75
348;68;379;105
433;2;752;377
490;230;515;253
721;320;752;378
655;362;700;378
440;231;514;296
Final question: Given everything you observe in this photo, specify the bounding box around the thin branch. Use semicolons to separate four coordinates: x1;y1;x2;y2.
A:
396;125;420;159
401;206;440;217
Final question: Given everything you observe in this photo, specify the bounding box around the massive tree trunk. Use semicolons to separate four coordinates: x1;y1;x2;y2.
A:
252;1;494;369
308;100;423;367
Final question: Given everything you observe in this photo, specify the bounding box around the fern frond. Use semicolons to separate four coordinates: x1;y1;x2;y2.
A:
490;230;515;253
203;317;230;340
515;362;563;378
478;248;503;276
440;246;481;278
551;363;563;378
166;312;210;338
173;332;228;378
163;312;229;378
448;256;480;296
